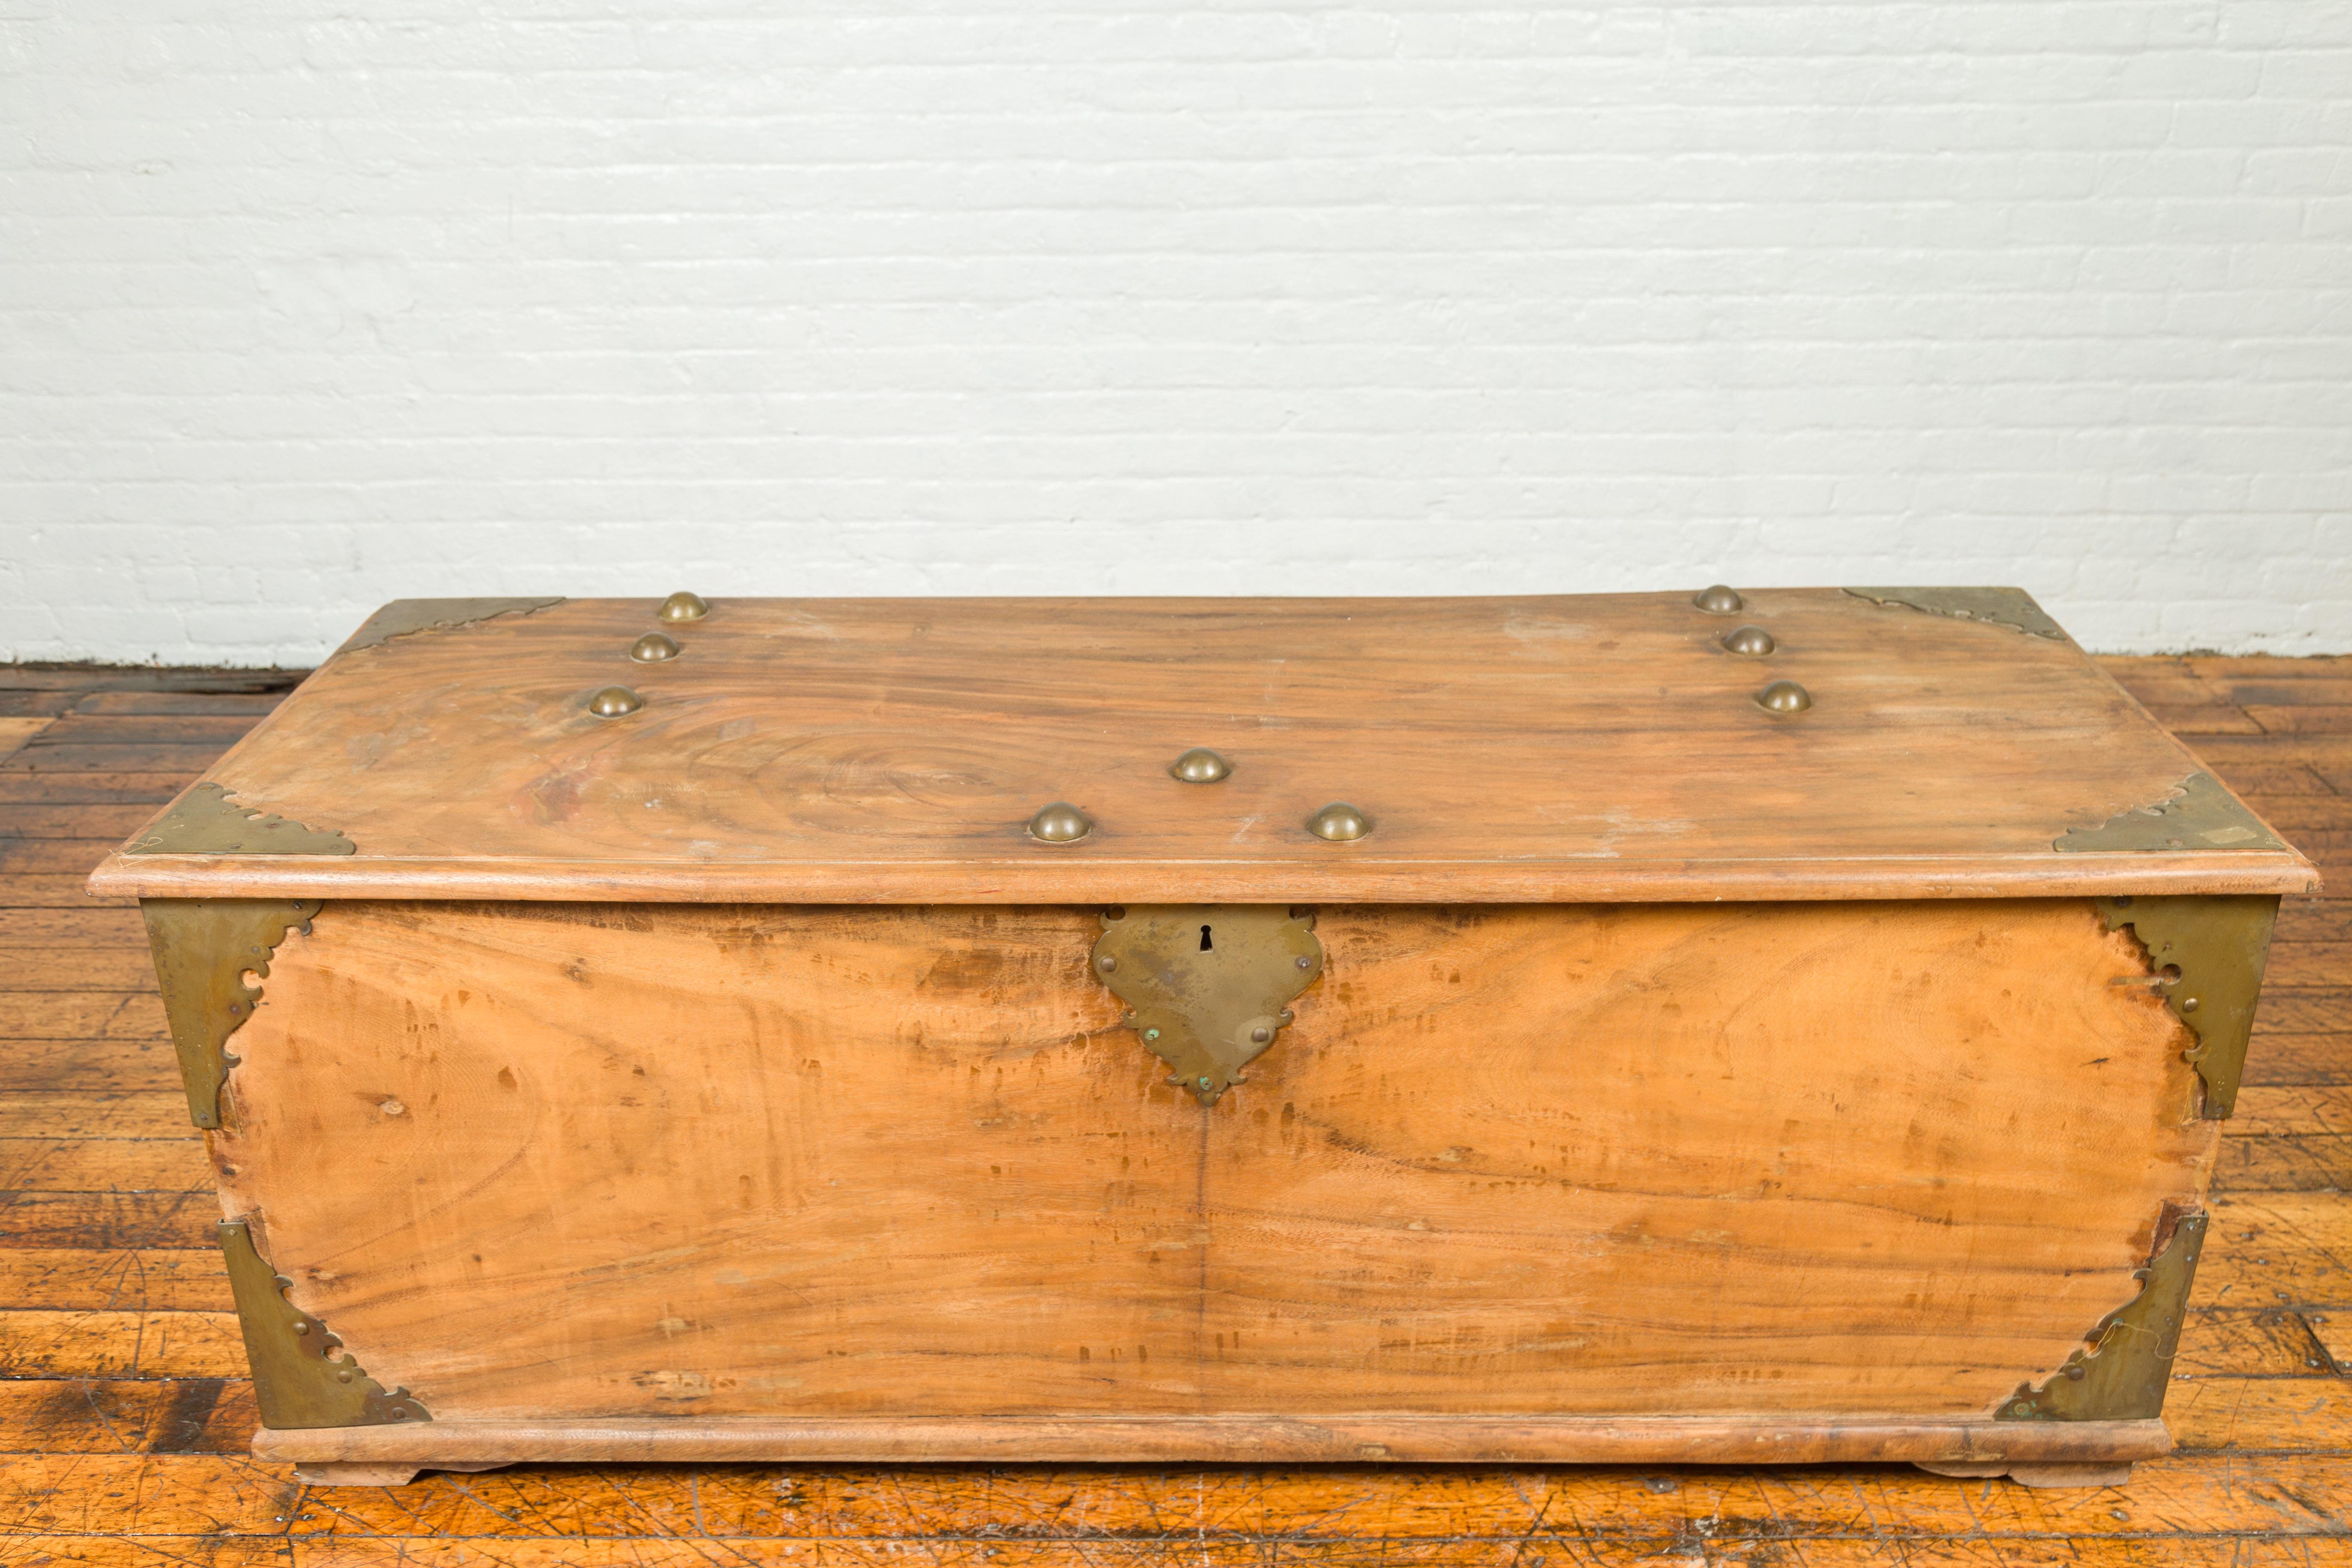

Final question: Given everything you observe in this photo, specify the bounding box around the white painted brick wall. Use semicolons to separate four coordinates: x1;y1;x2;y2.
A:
2;1;2347;664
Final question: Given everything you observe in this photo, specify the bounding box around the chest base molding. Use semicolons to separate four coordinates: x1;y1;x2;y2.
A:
256;1413;2173;1474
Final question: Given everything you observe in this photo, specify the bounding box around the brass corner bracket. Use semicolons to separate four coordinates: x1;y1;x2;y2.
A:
143;899;323;1128
129;783;355;857
2095;894;2278;1119
337;596;565;654
1843;586;2068;641
1091;905;1323;1106
2055;772;2285;854
220;1219;430;1429
1998;1209;2206;1422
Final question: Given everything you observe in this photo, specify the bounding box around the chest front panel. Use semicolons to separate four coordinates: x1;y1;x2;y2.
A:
205;896;2208;1424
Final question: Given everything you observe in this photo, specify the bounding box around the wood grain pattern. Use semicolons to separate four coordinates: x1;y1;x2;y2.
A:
86;594;2315;903
7;656;2349;1565
210;897;2203;1431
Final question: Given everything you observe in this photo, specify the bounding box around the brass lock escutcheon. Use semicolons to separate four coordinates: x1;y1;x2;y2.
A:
1091;905;1322;1106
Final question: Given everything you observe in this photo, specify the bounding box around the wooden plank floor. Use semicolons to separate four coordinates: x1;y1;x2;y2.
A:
1;655;2347;1566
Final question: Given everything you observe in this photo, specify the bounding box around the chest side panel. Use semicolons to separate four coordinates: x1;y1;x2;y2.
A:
209;897;2210;1422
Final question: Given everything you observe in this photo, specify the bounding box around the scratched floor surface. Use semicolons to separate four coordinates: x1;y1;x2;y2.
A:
1;656;2347;1566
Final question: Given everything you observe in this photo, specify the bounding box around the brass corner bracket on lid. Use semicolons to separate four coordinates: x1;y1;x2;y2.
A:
2055;772;2287;854
336;597;566;655
143;898;324;1129
1843;586;2069;641
127;783;355;858
1092;906;1322;1106
219;1218;430;1429
2094;894;2278;1118
1997;1209;2206;1422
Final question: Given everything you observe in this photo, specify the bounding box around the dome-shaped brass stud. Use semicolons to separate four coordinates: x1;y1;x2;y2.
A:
1694;584;1743;614
1028;802;1093;843
588;685;644;718
1755;680;1812;715
1170;747;1231;784
658;591;709;622
1721;625;1775;657
630;632;680;663
1307;802;1371;841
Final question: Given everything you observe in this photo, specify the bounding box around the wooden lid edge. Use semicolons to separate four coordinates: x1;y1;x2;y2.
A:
85;847;2320;904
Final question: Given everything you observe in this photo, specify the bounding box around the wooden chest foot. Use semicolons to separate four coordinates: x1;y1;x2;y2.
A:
1916;1461;2135;1488
293;1462;422;1487
294;1460;511;1488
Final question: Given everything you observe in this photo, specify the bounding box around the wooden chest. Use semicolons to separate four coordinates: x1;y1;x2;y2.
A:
88;588;2316;1489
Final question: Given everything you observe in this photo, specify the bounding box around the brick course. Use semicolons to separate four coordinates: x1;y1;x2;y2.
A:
2;3;2347;660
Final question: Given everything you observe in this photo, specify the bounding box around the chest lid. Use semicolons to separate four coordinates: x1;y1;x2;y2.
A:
88;590;2314;904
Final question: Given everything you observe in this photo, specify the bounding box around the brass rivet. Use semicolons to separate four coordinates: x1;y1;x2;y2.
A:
1170;747;1232;784
1145;1028;1161;1042
658;591;708;622
337;1370;353;1383
1721;625;1775;656
1295;956;1312;970
2064;1362;2086;1381
588;685;644;719
630;632;680;663
1755;680;1812;715
1096;954;1117;973
1197;1075;1213;1090
291;1321;310;1335
1694;584;1744;614
2180;996;2201;1014
1028;802;1092;843
1307;802;1371;841
1250;1026;1271;1044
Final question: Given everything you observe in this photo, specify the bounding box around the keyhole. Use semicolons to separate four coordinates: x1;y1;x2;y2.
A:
1199;925;1214;952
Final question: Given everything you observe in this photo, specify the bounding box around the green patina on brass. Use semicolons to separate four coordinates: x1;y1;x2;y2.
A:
1998;1211;2206;1422
2056;772;2286;855
127;783;355;857
1844;586;2069;640
219;1219;430;1429
1093;906;1322;1106
142;898;323;1128
337;597;564;654
2095;895;2279;1119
